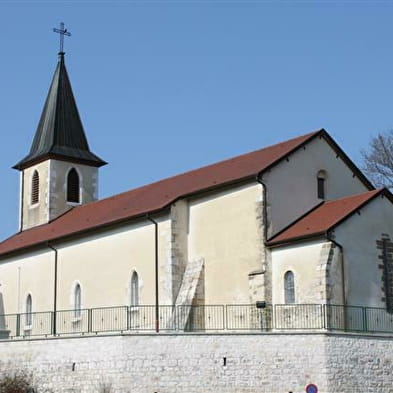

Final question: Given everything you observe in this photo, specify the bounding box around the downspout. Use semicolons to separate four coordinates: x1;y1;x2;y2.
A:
47;243;58;336
146;215;159;333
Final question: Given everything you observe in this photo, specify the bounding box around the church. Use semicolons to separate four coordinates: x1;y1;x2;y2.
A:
1;46;393;338
1;40;393;393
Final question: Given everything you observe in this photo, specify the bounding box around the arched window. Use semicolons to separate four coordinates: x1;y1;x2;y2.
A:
130;272;139;307
74;283;81;318
284;271;295;304
317;170;327;199
31;171;39;204
67;169;80;203
25;294;32;326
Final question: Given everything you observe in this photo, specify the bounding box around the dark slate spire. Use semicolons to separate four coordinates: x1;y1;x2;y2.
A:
13;53;106;170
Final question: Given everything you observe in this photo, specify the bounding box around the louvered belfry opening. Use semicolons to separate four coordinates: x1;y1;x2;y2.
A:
67;168;80;203
31;171;39;204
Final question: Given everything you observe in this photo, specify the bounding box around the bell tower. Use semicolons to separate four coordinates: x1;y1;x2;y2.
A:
13;26;106;231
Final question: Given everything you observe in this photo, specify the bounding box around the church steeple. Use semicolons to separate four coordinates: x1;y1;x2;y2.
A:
14;52;106;170
16;37;106;231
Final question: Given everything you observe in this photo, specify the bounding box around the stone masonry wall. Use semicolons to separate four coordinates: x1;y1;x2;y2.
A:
169;200;189;304
0;333;392;393
315;242;344;305
376;234;393;311
325;333;393;393
248;184;266;304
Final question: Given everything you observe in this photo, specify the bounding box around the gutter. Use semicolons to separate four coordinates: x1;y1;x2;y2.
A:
0;207;170;261
47;242;58;336
267;232;326;249
146;215;159;333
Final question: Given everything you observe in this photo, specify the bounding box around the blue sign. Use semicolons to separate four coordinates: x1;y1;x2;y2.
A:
305;384;318;393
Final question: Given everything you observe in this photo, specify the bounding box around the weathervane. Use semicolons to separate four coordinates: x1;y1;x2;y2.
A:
53;22;71;54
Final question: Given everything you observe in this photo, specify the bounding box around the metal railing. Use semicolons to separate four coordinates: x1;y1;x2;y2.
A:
1;303;393;339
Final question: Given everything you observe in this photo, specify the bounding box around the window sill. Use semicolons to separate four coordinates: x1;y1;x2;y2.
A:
66;201;81;207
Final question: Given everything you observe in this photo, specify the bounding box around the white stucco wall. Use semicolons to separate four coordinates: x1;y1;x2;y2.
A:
0;181;266;319
56;216;171;311
271;240;325;304
8;138;386;323
21;160;99;230
0;250;54;315
334;194;393;308
0;215;172;323
263;136;370;237
21;161;50;230
188;182;264;304
270;192;393;324
271;240;345;308
48;160;99;222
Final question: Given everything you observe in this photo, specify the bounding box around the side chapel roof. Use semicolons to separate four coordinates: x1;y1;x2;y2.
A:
13;53;106;170
0;129;373;257
267;188;391;246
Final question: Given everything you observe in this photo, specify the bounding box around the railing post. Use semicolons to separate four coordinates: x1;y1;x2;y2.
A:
176;305;181;331
260;307;264;331
51;311;54;336
320;304;324;329
222;305;225;330
273;304;277;330
173;305;176;331
363;307;368;332
224;305;228;330
53;309;57;336
268;304;273;330
88;309;92;333
16;313;20;337
126;306;130;331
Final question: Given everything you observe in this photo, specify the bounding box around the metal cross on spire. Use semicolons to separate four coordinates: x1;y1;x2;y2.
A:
53;22;71;54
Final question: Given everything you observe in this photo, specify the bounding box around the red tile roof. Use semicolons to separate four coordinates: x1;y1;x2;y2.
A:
268;189;386;246
0;130;325;257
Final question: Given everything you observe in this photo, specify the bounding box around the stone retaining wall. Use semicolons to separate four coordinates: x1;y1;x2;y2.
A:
0;333;392;393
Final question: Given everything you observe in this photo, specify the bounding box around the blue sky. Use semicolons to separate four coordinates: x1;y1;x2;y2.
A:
0;1;392;240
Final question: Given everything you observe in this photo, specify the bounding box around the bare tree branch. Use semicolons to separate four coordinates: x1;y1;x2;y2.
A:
362;130;393;188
